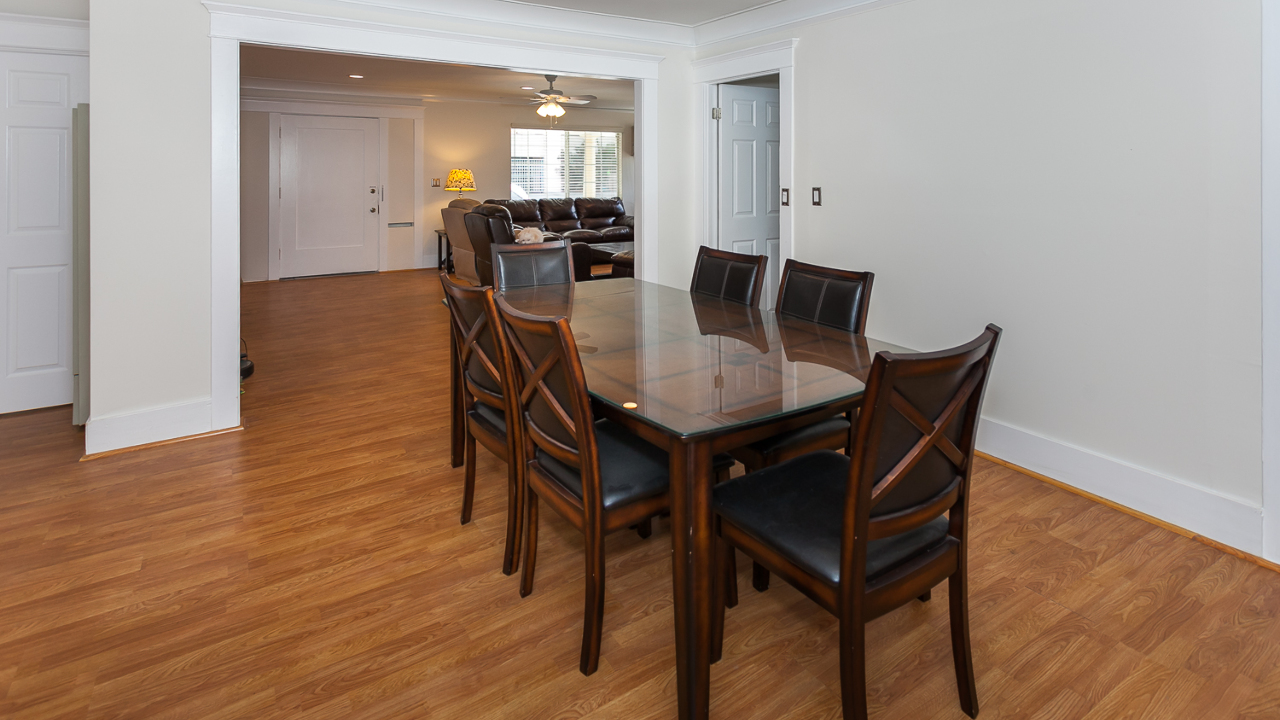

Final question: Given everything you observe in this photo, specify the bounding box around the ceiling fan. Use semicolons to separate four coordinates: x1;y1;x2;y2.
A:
529;74;596;118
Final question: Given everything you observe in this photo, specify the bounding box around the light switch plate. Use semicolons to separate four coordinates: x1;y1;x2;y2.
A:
781;188;789;206
812;187;822;206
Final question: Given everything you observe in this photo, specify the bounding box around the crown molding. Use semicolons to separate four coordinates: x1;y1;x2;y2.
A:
695;0;914;46
205;2;665;79
320;0;696;47
0;12;88;56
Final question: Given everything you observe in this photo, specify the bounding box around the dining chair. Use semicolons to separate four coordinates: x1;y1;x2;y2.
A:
712;324;1001;720
690;245;767;306
727;260;876;596
439;271;523;576
494;295;734;676
492;239;574;292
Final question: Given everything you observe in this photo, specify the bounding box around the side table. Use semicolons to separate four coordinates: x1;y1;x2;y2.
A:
436;229;453;273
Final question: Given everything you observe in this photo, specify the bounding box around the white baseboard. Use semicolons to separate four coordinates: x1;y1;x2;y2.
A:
978;418;1264;556
84;398;214;456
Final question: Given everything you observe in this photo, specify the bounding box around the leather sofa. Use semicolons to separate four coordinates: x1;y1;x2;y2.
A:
465;203;610;286
483;197;632;244
440;197;482;284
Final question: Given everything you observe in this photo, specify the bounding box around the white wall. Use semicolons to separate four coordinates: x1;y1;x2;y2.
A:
698;0;1265;549
386;117;416;270
87;0;214;446
240;110;269;282
0;0;87;20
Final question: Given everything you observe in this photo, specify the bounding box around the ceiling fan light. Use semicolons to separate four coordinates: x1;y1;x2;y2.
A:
537;100;565;118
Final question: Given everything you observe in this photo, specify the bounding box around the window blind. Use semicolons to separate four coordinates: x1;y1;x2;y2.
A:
510;129;620;200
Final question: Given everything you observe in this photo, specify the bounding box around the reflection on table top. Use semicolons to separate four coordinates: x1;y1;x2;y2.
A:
500;278;913;439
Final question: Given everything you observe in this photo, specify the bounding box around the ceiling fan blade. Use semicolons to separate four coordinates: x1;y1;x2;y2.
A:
567;95;596;102
561;99;591;105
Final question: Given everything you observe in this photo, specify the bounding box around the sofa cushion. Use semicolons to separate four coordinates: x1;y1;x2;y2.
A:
599;226;632;242
576;197;625;219
485;199;542;225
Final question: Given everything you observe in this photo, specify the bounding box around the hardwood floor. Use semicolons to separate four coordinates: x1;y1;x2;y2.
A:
2;269;1279;719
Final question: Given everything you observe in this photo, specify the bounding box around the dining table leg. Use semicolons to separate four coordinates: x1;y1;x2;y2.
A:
449;321;464;468
669;439;716;720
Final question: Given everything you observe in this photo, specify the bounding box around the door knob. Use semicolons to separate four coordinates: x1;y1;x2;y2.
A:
370;207;377;213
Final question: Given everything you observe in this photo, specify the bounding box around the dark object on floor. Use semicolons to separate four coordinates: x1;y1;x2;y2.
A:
240;339;254;380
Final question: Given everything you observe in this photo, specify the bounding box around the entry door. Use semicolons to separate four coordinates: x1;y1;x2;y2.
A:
0;52;88;414
718;84;781;307
280;115;380;278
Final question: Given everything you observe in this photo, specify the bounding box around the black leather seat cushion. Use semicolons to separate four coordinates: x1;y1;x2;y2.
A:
536;419;735;510
536;419;670;509
746;416;850;457
467;402;506;436
714;450;950;585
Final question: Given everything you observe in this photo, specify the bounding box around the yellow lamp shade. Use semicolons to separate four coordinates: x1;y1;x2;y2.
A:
445;168;476;194
536;101;565;118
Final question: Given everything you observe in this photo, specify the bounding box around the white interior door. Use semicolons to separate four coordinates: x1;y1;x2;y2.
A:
718;83;781;307
0;52;87;414
280;115;380;278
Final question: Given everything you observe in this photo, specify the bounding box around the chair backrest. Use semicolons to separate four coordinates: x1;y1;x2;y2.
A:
776;259;875;334
690;245;767;306
465;204;517;287
841;325;1002;588
442;198;482;284
494;295;601;507
439;271;507;415
492;239;574;292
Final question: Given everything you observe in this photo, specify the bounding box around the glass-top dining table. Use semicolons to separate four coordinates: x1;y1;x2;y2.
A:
449;277;912;720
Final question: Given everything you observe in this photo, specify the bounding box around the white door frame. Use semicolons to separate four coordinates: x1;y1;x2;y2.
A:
206;2;664;434
242;99;426;280
693;40;796;279
1262;0;1280;562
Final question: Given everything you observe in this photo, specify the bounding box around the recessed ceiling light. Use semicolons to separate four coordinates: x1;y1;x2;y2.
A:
349;74;364;79
521;86;534;90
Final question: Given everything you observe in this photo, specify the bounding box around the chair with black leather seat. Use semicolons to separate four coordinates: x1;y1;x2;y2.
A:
464;204;519;287
713;324;1001;720
494;295;735;676
439;271;524;576
726;259;876;597
492;239;574;292
690;245;768;306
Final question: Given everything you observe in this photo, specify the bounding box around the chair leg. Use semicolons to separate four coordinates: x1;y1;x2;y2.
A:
918;589;931;602
839;614;870;720
501;459;522;576
635;517;652;539
724;546;739;609
580;533;606;676
713;531;730;663
752;561;770;592
520;493;540;598
461;434;477;525
949;572;979;718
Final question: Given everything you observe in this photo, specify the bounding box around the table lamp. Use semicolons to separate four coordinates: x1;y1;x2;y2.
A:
445;168;476;198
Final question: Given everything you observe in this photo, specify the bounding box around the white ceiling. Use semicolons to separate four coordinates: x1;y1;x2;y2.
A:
240;45;637;111
482;0;782;26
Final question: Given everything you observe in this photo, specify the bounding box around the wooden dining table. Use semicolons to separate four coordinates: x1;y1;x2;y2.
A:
449;277;911;720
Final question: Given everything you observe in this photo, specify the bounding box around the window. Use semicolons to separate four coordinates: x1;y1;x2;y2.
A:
510;129;621;200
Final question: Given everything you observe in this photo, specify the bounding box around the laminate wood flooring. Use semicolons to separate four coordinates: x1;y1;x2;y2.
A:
2;270;1279;719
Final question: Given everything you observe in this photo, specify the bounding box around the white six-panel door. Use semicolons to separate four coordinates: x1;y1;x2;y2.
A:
718;83;781;308
280;114;380;278
0;51;87;414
